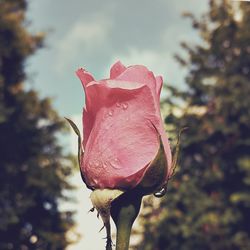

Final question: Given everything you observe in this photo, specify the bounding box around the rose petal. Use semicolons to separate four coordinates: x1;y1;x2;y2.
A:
82;82;161;189
76;68;95;88
117;65;157;95
110;61;127;79
82;80;145;149
77;63;172;190
106;79;144;89
116;67;171;170
155;75;163;99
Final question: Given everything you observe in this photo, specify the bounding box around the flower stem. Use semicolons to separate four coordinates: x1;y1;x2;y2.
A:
105;221;112;250
111;191;142;250
115;208;133;250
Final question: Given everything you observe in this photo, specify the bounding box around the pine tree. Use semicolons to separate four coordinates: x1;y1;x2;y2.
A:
0;1;75;249
137;1;250;249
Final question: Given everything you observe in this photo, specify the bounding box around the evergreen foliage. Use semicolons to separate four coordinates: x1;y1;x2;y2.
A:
0;1;75;249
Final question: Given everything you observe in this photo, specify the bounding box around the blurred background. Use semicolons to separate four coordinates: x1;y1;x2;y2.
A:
0;0;250;249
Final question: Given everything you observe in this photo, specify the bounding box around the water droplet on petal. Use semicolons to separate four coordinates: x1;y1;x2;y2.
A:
122;102;128;110
108;110;113;116
110;158;121;169
116;102;121;107
102;162;108;169
92;177;98;184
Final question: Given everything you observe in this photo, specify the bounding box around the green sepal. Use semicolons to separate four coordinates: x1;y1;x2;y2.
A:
136;135;167;196
64;117;93;190
65;117;82;165
90;189;125;250
169;127;188;178
154;126;188;198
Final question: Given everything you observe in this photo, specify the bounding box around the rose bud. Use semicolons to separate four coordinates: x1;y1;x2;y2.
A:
67;61;177;250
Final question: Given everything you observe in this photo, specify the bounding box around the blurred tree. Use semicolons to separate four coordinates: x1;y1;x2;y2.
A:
0;1;75;249
136;0;250;250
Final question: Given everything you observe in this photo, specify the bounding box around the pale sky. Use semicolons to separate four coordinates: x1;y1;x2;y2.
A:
26;1;209;249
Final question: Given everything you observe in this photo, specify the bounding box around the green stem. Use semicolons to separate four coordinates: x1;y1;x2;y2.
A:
111;191;142;250
105;221;112;250
115;208;133;250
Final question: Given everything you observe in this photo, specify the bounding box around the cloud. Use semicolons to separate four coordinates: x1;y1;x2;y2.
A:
109;48;169;77
56;15;113;72
108;47;187;87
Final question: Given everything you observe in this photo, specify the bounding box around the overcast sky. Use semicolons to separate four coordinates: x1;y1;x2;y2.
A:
26;1;209;249
26;0;208;115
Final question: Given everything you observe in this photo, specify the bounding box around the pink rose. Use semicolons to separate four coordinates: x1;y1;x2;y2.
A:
76;61;172;191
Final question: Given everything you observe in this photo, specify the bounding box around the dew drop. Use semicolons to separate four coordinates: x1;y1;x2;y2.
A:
92;177;98;184
122;102;128;110
108;110;113;116
154;186;167;198
110;159;120;169
102;162;108;169
116;102;121;107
